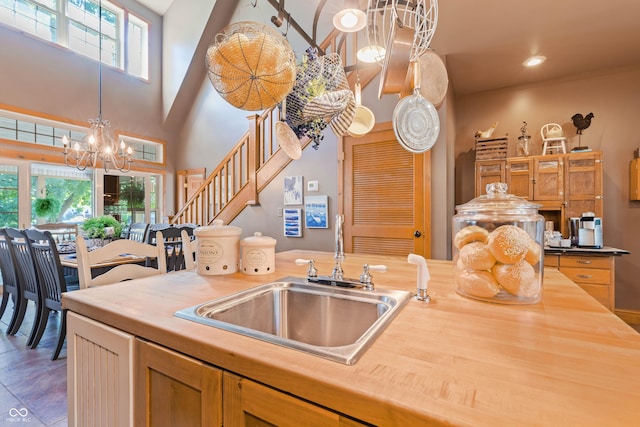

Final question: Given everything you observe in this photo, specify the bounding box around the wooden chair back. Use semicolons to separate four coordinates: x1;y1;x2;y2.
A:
147;225;187;272
126;222;150;243
34;222;78;242
24;228;77;359
181;229;196;271
76;233;167;289
0;229;22;332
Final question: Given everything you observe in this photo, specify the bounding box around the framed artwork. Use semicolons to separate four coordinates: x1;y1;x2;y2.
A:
304;195;328;228
283;208;302;237
283;176;303;205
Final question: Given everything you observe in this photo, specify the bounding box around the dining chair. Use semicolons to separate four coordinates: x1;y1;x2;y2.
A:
0;228;43;346
34;222;78;243
0;229;24;334
181;229;197;271
147;225;188;272
24;228;79;359
126;222;150;243
75;232;167;289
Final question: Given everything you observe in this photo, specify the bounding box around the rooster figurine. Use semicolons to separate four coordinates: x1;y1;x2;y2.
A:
475;122;499;139
571;113;594;135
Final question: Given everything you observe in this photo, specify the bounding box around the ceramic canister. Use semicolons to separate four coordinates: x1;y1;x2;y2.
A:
240;232;276;275
193;219;242;275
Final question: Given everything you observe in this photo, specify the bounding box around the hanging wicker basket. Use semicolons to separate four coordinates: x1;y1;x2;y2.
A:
285;51;354;144
206;22;297;111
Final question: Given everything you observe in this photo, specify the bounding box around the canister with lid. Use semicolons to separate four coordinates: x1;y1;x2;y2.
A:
193;219;242;275
240;232;276;275
452;182;544;304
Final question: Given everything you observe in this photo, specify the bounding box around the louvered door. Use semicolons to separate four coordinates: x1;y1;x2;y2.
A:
343;122;431;257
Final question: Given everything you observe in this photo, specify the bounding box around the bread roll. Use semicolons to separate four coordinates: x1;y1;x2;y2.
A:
524;240;542;265
487;225;530;264
492;260;539;298
459;241;496;271
455;270;501;298
454;225;489;249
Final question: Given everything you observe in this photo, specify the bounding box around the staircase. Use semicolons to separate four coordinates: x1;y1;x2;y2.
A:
171;28;379;227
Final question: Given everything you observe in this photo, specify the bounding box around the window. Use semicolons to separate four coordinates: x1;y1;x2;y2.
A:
31;163;93;225
0;0;58;42
0;108;163;164
127;13;148;79
0;0;148;78
0;164;19;227
102;173;162;225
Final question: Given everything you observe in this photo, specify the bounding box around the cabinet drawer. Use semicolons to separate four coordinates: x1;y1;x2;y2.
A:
544;254;559;268
559;255;611;269
577;283;611;309
560;267;611;285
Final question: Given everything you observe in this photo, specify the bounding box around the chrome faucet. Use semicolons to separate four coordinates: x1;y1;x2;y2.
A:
294;214;387;291
332;214;345;280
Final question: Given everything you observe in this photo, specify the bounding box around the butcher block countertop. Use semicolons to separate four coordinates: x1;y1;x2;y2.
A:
62;250;640;426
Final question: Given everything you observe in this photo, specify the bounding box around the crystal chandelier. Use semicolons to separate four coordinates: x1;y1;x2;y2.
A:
62;0;133;173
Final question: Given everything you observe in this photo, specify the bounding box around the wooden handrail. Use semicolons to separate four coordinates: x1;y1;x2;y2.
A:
171;27;380;227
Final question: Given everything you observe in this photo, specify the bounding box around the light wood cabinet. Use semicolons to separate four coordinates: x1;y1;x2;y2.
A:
223;373;365;427
477;151;602;236
475;160;505;195
135;339;223;427
629;158;640;200
564;152;604;219
67;312;135;427
559;255;614;310
506;158;533;198
69;316;367;426
544;254;615;310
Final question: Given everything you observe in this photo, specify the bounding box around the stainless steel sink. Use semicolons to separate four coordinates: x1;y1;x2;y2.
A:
175;277;411;364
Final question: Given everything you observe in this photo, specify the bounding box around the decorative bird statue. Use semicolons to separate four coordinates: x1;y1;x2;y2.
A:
475;122;499;139
571;112;594;151
571;113;594;135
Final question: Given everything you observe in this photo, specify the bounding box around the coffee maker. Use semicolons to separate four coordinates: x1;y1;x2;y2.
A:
577;212;603;248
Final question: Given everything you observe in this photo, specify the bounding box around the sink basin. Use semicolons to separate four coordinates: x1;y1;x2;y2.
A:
175;277;411;364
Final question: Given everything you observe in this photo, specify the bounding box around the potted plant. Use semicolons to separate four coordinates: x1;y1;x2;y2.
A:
82;215;124;244
34;197;61;222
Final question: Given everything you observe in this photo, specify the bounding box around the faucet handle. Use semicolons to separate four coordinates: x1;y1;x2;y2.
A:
295;258;318;277
359;264;386;290
367;264;387;273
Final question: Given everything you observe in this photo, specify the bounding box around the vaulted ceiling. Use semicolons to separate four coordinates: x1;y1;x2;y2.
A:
136;0;640;96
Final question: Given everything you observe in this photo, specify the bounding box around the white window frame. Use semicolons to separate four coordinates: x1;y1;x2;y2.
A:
95;168;162;224
0;0;148;79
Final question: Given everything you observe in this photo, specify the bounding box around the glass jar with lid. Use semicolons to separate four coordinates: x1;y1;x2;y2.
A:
452;182;544;304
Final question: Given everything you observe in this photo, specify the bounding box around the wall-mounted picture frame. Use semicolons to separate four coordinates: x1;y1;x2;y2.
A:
283;208;302;237
283;175;303;205
305;195;328;228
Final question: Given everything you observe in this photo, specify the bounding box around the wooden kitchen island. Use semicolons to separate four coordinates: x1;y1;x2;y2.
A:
62;250;640;426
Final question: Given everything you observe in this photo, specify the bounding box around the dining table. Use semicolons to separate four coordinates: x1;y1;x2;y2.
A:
58;242;150;278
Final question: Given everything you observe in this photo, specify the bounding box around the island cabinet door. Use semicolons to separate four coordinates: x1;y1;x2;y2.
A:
135;339;223;427
223;373;366;427
67;312;135;427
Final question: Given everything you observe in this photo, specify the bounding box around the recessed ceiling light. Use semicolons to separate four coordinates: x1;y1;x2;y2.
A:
333;9;367;32
523;55;547;67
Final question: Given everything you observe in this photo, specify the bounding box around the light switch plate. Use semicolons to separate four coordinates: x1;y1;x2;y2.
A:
307;180;318;192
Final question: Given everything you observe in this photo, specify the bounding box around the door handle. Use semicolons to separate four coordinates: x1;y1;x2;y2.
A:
414;230;422;238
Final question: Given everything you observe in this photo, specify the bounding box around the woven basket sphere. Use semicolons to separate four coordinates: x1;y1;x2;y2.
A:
206;22;297;111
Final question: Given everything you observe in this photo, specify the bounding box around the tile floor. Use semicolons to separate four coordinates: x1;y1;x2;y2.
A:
0;301;67;427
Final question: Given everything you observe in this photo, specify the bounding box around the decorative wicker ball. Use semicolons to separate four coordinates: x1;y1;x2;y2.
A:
206;22;297;111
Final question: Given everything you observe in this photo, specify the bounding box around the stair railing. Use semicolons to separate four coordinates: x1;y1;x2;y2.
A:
171;27;380;227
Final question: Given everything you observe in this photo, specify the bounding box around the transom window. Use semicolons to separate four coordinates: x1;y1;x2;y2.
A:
0;0;149;79
0;108;164;164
